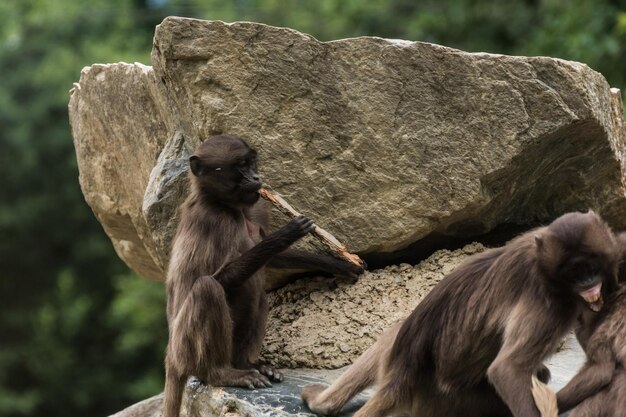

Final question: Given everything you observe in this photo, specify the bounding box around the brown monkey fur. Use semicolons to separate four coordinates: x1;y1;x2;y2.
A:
302;211;620;417
554;286;626;417
552;231;626;417
163;135;364;417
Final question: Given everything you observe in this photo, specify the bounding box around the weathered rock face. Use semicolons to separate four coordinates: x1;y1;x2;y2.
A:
109;370;371;417
69;63;173;280
109;383;257;417
111;334;586;417
70;16;626;284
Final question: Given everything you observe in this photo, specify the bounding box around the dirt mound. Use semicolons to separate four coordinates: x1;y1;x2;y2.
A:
262;243;486;368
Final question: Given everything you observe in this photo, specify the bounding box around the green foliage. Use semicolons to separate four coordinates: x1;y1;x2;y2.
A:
1;0;625;416
107;274;168;399
0;1;165;416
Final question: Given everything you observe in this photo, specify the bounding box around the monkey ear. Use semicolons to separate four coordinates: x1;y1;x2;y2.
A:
534;234;544;249
535;232;563;259
586;209;600;221
189;155;203;176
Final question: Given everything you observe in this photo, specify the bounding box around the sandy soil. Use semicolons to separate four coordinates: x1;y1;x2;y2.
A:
262;243;486;368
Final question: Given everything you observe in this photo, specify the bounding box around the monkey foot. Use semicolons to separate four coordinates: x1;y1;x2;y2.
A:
219;368;272;389
302;384;335;415
253;363;284;382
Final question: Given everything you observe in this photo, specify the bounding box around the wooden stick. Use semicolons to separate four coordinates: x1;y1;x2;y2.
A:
258;187;365;268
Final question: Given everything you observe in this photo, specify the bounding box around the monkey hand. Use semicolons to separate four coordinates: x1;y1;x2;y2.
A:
272;215;316;247
333;258;367;283
285;215;316;237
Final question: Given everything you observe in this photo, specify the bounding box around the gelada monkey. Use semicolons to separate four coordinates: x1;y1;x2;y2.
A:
543;231;626;417
164;135;364;417
302;211;620;417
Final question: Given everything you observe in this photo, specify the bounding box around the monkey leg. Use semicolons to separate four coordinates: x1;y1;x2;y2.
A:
236;292;283;382
301;354;377;416
569;371;626;417
568;391;610;417
168;276;270;390
353;386;401;417
227;281;281;383
249;295;284;382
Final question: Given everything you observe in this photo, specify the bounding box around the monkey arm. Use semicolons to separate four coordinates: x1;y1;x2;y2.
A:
215;217;314;289
487;357;541;417
487;302;560;417
214;237;294;289
268;249;363;278
556;359;615;412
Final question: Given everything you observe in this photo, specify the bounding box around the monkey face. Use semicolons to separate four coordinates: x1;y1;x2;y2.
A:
190;136;263;207
560;255;610;312
536;211;620;312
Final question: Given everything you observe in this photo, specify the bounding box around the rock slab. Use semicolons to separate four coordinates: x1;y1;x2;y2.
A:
69;17;626;283
111;338;583;417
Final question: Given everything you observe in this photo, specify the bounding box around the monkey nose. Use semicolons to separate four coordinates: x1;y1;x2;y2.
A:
249;179;262;191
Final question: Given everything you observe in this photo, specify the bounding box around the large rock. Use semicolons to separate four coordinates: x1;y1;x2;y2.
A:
108;381;258;417
69;17;626;284
69;63;173;280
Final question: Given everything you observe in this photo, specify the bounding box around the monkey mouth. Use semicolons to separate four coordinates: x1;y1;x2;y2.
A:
578;283;603;312
243;191;260;203
241;184;262;193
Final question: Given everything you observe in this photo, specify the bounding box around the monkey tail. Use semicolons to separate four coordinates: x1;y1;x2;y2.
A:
531;374;558;417
163;360;186;417
301;322;401;416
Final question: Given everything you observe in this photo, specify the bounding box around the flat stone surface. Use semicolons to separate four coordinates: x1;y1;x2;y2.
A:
229;334;584;416
546;333;586;391
223;369;370;416
111;335;583;416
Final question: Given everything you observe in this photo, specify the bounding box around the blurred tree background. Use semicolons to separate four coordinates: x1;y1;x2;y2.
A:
1;0;625;416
